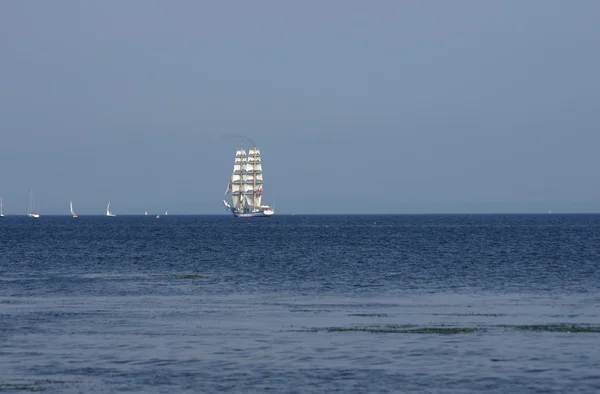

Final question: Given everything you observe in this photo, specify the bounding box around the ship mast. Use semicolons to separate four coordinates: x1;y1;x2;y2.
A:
252;146;257;211
231;144;244;213
239;144;244;212
240;144;248;212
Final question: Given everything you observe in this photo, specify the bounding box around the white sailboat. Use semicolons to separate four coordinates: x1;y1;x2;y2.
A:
0;196;4;217
223;144;274;218
106;201;116;217
70;201;78;218
144;210;148;216
28;190;40;218
164;210;168;216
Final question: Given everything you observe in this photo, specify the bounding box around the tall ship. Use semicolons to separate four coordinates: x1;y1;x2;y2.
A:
223;144;274;218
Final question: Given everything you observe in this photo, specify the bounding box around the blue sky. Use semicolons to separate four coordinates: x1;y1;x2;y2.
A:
1;1;599;214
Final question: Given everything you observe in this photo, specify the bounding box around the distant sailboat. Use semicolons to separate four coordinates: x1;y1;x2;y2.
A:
0;196;4;218
164;210;168;216
70;201;78;218
144;210;148;216
27;190;40;218
156;214;160;219
106;201;116;217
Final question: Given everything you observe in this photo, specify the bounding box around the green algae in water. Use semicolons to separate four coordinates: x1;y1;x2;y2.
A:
347;313;389;317
301;324;600;335
176;274;209;279
0;382;45;392
0;379;70;392
432;313;506;317
321;326;481;334
148;274;209;279
0;385;44;392
503;324;600;333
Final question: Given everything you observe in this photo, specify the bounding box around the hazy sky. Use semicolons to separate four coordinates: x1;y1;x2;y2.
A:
1;1;599;214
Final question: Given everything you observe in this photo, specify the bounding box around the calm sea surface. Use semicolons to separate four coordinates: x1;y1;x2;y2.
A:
1;214;600;393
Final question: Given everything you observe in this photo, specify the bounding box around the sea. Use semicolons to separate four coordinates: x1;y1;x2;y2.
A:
1;214;599;393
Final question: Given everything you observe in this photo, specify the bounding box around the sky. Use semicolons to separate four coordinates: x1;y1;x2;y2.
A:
1;0;599;214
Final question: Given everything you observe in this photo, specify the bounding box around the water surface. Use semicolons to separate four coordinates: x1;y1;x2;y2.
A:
1;214;599;392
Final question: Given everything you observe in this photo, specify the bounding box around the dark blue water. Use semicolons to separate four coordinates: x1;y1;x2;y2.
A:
1;214;600;393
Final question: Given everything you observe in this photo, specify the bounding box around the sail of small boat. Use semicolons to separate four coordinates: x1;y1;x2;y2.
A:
70;201;78;218
0;196;4;217
28;190;40;218
223;144;274;218
106;201;116;217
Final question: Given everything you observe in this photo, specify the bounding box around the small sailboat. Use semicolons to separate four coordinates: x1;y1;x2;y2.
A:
27;190;40;218
0;196;4;218
144;210;148;216
70;201;78;218
106;201;116;217
156;214;160;219
164;210;168;216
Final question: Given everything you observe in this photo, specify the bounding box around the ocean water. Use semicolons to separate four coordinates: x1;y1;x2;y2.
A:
1;214;599;393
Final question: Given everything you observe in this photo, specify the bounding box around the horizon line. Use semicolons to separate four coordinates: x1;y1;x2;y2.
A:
1;212;599;217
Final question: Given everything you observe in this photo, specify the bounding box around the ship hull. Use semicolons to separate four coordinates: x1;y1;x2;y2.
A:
232;210;274;218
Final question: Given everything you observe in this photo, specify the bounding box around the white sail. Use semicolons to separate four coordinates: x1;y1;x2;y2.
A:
246;147;264;208
28;190;40;218
0;196;4;217
106;201;116;217
231;148;247;210
70;200;78;218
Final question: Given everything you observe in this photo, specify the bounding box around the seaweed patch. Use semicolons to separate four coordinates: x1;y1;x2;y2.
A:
293;323;600;335
176;274;209;279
